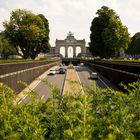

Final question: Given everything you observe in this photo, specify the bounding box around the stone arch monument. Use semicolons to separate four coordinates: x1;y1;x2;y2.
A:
54;32;86;58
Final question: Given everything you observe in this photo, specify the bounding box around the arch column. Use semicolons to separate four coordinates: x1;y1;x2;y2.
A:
65;47;68;57
76;46;82;57
73;47;76;57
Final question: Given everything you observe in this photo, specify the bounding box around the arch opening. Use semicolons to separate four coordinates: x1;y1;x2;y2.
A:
68;46;73;58
60;46;65;57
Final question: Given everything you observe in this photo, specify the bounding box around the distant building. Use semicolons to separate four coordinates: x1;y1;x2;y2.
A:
50;32;90;58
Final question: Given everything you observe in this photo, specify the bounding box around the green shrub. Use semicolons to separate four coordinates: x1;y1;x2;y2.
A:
0;81;140;139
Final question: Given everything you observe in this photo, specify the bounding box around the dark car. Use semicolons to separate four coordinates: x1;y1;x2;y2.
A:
59;67;66;74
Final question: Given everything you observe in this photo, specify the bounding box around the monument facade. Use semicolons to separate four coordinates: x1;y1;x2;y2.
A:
52;32;87;58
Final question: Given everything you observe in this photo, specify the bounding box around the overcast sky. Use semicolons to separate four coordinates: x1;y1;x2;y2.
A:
0;0;140;46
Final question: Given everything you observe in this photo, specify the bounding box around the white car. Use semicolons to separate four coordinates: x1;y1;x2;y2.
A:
48;69;56;75
80;63;84;66
90;72;98;79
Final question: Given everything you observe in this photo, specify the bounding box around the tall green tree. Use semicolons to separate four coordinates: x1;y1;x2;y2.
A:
89;6;130;59
127;32;140;57
0;33;17;59
3;9;50;59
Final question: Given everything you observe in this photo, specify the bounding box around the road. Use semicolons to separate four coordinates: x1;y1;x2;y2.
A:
75;65;110;89
19;66;65;103
19;65;116;104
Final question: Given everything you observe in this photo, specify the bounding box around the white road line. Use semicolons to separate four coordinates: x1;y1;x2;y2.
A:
82;66;109;88
16;66;59;104
98;76;109;88
17;94;28;104
17;79;42;104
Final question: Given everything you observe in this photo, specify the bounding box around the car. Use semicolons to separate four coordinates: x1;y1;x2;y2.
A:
79;63;84;66
90;72;98;79
59;67;66;74
48;69;56;75
55;67;61;74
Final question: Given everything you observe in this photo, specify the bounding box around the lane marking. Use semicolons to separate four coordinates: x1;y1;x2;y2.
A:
17;77;43;104
82;66;109;88
16;66;59;104
17;95;28;104
98;76;109;88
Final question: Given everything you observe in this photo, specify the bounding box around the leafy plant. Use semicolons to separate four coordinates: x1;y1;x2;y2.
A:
0;80;140;139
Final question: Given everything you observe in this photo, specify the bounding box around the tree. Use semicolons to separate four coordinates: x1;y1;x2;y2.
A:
37;14;50;56
3;9;50;59
89;6;130;59
127;32;140;57
0;33;17;59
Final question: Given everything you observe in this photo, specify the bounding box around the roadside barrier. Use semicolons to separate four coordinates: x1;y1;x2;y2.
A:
0;60;61;93
85;62;140;90
0;60;60;75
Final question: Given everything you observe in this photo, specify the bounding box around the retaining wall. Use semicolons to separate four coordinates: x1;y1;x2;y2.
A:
0;60;59;75
86;60;140;75
85;62;140;90
0;60;61;93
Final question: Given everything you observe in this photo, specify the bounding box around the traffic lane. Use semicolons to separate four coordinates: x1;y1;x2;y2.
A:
74;66;92;89
21;72;65;103
87;65;118;90
34;73;65;100
75;65;109;89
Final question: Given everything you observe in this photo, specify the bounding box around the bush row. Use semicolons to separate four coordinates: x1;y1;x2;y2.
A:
0;81;140;139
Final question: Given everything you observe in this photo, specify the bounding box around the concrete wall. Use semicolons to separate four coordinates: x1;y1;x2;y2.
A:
85;62;140;90
0;60;61;93
0;60;59;75
88;60;140;75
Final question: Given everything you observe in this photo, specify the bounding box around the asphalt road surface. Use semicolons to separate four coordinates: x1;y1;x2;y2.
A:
74;65;111;89
20;65;116;104
20;66;65;103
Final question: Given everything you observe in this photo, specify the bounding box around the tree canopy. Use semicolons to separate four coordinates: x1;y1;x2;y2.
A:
0;32;17;59
89;6;130;59
3;9;50;59
127;32;140;56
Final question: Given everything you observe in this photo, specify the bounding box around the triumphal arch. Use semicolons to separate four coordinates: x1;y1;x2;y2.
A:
54;32;86;58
